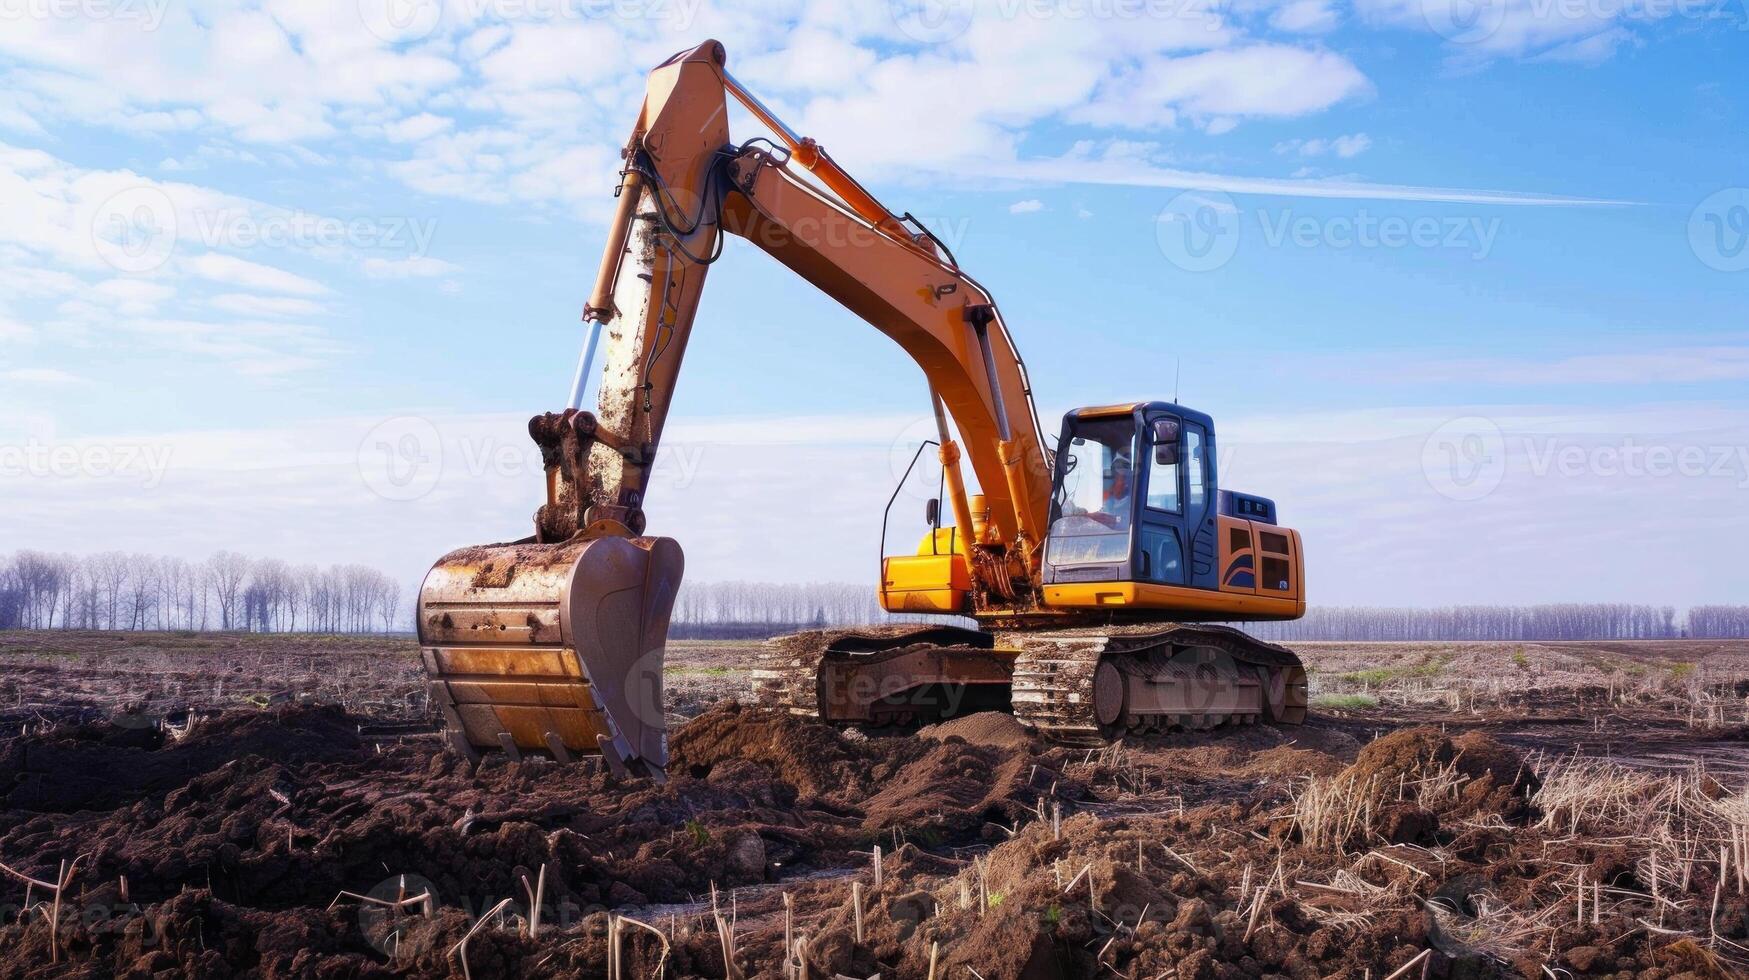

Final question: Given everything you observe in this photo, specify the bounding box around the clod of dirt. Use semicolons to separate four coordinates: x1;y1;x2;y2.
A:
1344;725;1540;822
917;711;1032;750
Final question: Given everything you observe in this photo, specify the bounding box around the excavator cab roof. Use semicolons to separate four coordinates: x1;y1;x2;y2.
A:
1063;401;1215;430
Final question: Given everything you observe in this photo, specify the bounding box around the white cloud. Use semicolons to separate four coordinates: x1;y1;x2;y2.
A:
182;253;327;295
1271;0;1342;32
1077;45;1371;128
1354;0;1663;62
1008;199;1045;214
208;293;330;318
1337;345;1749;386
1532;27;1639;64
0;4;1640;219
1275;133;1373;158
1;367;82;384
361;256;461;279
91;278;176;315
0;2;461;144
978;149;1626;206
382;112;454;143
116;317;340;376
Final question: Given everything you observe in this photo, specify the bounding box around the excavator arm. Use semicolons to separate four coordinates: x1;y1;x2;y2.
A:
555;40;1054;603
416;40;1059;775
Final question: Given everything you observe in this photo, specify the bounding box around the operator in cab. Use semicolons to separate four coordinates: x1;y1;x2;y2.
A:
1099;453;1133;527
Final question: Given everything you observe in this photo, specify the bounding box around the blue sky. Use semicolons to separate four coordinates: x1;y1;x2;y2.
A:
1;0;1745;608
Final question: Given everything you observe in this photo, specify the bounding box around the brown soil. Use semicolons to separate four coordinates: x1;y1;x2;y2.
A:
1;633;1746;979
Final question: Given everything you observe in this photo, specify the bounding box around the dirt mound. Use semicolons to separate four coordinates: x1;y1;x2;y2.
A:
860;738;1038;840
1345;726;1540;822
1245;744;1347;779
0;704;363;812
673;704;1062;842
669;702;869;799
916;711;1031;750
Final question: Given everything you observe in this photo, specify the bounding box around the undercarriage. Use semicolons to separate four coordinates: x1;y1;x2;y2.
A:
750;623;1308;743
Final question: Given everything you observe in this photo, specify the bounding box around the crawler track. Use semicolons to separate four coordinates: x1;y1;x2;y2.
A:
751;625;996;722
751;622;1306;742
1008;624;1306;744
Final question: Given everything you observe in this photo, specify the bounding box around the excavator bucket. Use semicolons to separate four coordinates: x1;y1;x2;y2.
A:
416;535;682;780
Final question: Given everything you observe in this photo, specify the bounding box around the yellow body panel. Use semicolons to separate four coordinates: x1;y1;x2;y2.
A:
1043;580;1305;620
880;552;971;614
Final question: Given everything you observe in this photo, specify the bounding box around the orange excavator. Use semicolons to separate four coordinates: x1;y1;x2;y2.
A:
416;41;1308;780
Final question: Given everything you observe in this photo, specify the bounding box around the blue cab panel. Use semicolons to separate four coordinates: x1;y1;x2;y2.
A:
1219;489;1276;526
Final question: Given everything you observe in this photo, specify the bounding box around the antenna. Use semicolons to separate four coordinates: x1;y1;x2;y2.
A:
1173;359;1181;405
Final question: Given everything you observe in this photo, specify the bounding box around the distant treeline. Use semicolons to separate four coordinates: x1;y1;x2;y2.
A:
5;552;1747;640
672;580;888;629
0;550;403;633
1237;604;1749;642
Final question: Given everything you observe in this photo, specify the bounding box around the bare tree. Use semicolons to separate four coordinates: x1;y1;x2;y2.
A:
378;578;403;632
125;554;160;630
87;552;131;629
207;551;252;630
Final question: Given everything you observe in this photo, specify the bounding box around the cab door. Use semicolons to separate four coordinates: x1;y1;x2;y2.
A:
1181;421;1219;590
1136;414;1187;585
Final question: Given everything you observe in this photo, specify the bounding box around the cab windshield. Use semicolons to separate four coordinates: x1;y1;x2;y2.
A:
1045;416;1136;568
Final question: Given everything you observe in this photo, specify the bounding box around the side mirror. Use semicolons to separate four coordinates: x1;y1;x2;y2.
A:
1152;418;1181;467
925;497;941;528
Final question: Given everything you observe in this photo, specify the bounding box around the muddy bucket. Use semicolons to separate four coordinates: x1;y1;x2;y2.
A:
416;535;682;779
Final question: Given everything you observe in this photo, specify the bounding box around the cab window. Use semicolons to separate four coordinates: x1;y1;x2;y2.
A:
1045;416;1136;567
1146;425;1180;513
1186;428;1205;510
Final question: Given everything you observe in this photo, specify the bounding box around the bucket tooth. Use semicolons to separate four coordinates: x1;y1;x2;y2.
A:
417;534;683;777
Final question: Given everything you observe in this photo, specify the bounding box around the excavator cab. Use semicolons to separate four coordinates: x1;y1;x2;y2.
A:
883;400;1304;623
1040;402;1305;621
